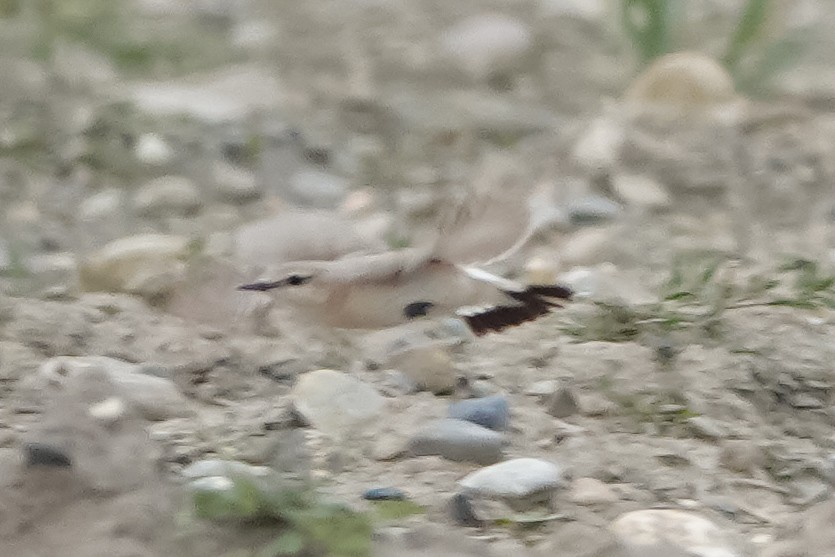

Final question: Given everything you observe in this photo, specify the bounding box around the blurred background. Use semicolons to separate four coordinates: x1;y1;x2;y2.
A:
0;1;835;556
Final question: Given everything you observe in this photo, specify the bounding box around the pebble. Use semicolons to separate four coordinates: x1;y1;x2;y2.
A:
363;487;407;501
79;233;190;300
547;385;580;419
87;396;127;427
38;356;192;421
128;64;284;124
291;369;385;435
610;509;740;557
569;477;618;505
388;342;457;395
287;168;349;209
78;188;126;222
134;133;173;166
719;440;765;474
625;51;738;112
133;175;201;217
448;394;510;431
567;196;623;226
612;173;672;210
408;419;504;465
439;13;533;84
459;457;563;506
24;441;72;468
212;160;261;203
526;380;560;398
572;115;624;172
687;416;729;440
371;434;408;462
449;493;484;527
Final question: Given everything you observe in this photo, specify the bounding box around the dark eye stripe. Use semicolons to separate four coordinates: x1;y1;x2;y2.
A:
286;275;311;286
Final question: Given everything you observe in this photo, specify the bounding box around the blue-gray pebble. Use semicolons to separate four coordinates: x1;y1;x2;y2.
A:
363;487;407;501
448;394;509;431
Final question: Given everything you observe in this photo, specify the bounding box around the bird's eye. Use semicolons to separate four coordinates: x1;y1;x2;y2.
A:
286;274;309;286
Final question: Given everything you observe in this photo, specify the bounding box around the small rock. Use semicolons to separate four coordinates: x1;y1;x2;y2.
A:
526;380;559;397
24;442;72;468
569;477;618;505
212;160;261;203
625;51;738;112
719;440;764;474
612;173;672;210
133;175;201;217
448;394;509;431
440;13;533;85
610;509;740;557
371;434;408;462
291;369;385;435
87;396;127;427
134;133;173;165
450;493;484;527
572;115;624;172
287;168;349;209
38;356;192;421
380;370;420;396
687;416;728;440
547;385;580;419
79;188;126;222
408;419;504;465
363;487;406;501
567;196;623;225
459;457;563;506
79;233;190;300
388;342;457;395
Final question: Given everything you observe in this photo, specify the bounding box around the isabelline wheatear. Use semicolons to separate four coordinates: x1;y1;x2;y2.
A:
237;154;573;336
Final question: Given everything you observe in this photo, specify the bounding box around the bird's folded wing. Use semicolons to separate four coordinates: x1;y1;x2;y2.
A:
430;152;533;266
318;247;435;285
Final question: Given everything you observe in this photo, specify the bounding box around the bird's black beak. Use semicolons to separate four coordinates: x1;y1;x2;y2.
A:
237;280;285;292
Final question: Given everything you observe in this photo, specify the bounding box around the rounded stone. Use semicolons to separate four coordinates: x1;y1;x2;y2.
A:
448;394;510;431
291;369;385;435
408;419;504;465
459;457;563;504
611;509;739;557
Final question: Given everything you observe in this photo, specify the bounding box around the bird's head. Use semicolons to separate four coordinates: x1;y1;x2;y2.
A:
236;263;324;302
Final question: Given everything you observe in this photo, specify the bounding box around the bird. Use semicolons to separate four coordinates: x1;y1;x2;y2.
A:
236;152;573;336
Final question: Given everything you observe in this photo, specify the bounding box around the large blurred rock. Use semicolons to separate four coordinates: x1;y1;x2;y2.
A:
408;419;504;465
79;234;191;302
1;364;175;556
133;175;202;217
36;356;193;421
625;51;741;116
291;369;385;435
459;457;563;508
610;509;740;557
439;13;534;86
124;64;284;124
